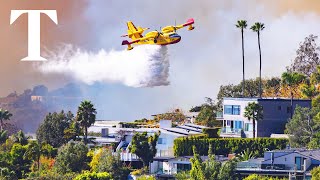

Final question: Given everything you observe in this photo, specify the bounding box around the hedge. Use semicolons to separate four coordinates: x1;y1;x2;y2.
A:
174;137;288;157
74;172;112;180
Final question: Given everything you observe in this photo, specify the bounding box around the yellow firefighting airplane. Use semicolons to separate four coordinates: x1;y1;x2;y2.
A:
121;18;195;50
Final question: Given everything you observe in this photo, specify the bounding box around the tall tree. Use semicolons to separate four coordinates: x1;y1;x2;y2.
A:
194;97;220;127
236;20;248;97
244;102;263;138
54;142;89;174
0;109;12;131
251;22;265;98
75;100;97;144
36;111;74;147
190;146;205;180
285;106;318;148
281;72;306;117
289;34;320;77
264;77;281;97
129;132;159;167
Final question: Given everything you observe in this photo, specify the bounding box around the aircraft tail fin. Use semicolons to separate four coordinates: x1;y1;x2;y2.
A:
124;21;148;40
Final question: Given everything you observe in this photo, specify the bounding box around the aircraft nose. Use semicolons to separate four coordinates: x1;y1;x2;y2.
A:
169;33;180;38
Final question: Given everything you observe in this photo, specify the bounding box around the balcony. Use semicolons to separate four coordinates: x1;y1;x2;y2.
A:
220;127;243;138
236;161;303;172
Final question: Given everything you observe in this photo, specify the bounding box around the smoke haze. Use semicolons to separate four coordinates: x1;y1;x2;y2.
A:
38;45;170;87
3;0;320;123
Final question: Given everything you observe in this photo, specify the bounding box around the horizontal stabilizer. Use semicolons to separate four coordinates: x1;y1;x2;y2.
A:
121;39;140;45
183;18;195;26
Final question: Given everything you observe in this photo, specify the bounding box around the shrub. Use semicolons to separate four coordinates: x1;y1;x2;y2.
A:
74;171;112;180
137;175;156;180
311;166;320;180
202;128;220;138
54;142;90;174
244;174;287;180
174;137;288;157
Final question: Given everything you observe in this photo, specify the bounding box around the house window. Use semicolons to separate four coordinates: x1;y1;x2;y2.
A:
295;157;302;170
234;121;243;129
233;105;240;115
244;123;253;131
226;120;231;126
177;163;191;172
224;105;240;115
158;138;166;144
224;105;233;115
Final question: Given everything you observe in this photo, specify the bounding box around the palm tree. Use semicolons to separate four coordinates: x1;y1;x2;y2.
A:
12;130;29;145
251;22;265;98
0;130;8;144
236;148;256;161
236;20;248;97
0;109;12;131
75;100;97;144
244;102;263;138
281;72;306;118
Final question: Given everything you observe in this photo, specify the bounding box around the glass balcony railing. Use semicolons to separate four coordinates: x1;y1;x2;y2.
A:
221;127;242;134
237;162;297;171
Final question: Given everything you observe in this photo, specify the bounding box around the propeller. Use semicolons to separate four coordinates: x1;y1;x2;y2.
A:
174;19;177;32
154;26;163;43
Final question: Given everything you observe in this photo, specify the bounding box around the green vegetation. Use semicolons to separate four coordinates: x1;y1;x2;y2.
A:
244;102;263;138
89;148;130;180
0;108;12;131
137;175;156;180
285;105;320;148
190;145;238;180
54;142;90;174
202;128;220;138
129;131;159;167
190;97;221;127
74;171;112;180
174;137;288;157
244;174;287;180
36;111;75;147
76;100;97;144
311;166;320;180
236;148;256;161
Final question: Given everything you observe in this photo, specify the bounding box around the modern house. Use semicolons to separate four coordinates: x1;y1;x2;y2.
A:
237;148;320;179
219;97;311;138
